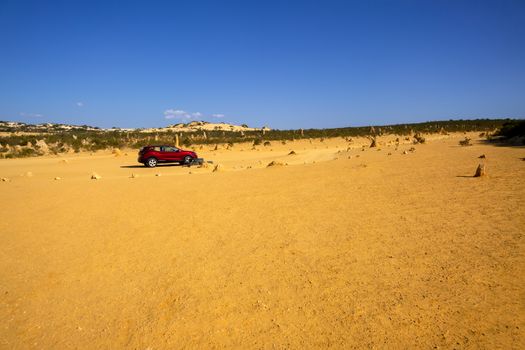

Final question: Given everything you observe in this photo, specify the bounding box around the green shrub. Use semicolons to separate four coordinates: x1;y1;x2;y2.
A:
459;137;472;146
413;133;426;144
16;148;37;157
496;120;525;139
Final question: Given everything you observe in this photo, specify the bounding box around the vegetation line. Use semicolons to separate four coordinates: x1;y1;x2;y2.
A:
0;119;522;158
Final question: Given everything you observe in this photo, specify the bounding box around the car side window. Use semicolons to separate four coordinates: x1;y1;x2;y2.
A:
163;146;178;152
153;146;161;151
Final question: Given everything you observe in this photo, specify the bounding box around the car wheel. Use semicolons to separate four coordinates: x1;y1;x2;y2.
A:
183;155;193;165
146;157;157;168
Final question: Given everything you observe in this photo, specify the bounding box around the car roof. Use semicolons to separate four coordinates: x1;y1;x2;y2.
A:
145;145;176;147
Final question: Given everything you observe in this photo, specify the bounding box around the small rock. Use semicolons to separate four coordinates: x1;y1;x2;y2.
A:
1;178;9;182
91;173;101;180
267;160;285;167
155;173;162;177
130;173;138;178
474;164;486;177
35;140;49;154
403;151;408;155
212;164;224;172
288;151;297;155
112;149;122;157
54;177;61;180
478;154;486;159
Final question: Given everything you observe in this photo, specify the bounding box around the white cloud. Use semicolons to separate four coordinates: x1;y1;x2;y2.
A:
164;109;196;120
76;102;84;107
19;112;43;118
163;109;223;121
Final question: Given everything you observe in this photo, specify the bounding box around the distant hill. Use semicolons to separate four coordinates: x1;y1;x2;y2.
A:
142;121;270;133
0;121;102;133
0;120;270;134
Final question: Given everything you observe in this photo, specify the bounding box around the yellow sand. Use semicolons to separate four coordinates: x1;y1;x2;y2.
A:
0;132;524;349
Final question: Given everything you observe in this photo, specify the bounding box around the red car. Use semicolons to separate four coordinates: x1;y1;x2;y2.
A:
138;145;198;167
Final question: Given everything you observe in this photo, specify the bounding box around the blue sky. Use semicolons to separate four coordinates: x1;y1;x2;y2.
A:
0;0;524;129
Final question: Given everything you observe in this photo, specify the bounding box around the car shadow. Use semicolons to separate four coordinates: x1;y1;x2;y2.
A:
120;163;185;168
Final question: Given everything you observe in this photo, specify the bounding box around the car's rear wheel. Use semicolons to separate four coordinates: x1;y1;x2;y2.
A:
145;157;157;168
183;155;193;165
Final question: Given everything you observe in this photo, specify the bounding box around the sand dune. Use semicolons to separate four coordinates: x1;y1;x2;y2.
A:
0;132;524;348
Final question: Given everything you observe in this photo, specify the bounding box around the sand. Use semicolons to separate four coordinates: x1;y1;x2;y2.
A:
0;132;524;349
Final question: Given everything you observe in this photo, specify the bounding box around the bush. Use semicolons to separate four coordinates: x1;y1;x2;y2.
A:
459;137;472;146
496;120;525;139
15;148;37;157
413;133;426;144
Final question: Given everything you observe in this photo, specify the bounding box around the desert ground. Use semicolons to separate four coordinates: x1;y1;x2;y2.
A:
0;132;524;349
